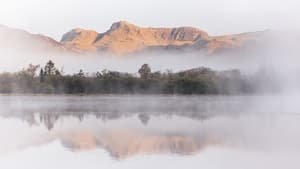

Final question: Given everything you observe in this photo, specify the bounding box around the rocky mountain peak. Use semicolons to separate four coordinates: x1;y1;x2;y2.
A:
109;21;137;31
60;28;99;53
61;28;98;43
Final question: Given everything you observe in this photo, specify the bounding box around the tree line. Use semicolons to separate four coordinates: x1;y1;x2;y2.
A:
0;60;279;94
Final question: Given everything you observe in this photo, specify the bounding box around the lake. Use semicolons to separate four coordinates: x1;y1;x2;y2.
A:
0;95;299;169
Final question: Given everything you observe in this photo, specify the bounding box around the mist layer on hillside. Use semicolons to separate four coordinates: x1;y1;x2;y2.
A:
1;28;300;94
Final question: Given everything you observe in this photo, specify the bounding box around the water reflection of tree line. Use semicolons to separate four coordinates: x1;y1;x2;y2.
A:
3;110;240;131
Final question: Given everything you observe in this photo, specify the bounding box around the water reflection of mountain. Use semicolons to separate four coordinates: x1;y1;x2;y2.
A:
0;113;230;160
0;95;298;160
0;95;264;159
60;131;219;160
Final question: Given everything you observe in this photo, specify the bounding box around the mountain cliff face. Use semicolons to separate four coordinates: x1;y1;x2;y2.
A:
0;21;262;56
61;28;98;53
95;21;209;55
60;21;211;55
61;21;261;55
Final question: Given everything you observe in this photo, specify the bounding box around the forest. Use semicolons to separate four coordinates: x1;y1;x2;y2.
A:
0;60;279;94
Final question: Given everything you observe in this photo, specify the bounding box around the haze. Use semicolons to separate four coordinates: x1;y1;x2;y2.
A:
0;1;300;169
1;0;300;40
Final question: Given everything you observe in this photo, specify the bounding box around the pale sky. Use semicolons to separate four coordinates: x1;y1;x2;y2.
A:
0;0;299;40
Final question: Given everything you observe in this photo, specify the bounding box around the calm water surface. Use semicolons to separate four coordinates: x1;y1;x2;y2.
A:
0;95;299;169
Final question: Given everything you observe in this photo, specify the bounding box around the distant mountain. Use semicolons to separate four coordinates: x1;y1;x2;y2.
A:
0;21;266;56
61;21;262;55
0;25;69;54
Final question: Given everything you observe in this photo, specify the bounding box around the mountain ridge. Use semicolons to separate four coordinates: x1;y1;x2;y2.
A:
0;21;264;56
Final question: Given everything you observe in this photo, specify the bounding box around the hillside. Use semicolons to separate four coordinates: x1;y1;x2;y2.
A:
0;25;68;54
